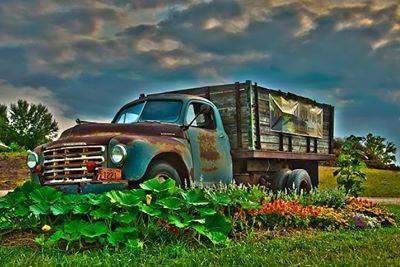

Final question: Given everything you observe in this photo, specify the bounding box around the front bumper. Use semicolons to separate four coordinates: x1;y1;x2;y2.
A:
32;172;128;194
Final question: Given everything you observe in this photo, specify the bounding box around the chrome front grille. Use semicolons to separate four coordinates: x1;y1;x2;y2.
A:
43;145;105;180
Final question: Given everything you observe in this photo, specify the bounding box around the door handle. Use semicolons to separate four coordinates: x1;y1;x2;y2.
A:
218;134;225;139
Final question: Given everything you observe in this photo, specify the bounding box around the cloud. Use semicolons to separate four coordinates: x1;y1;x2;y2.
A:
383;90;400;103
0;0;399;162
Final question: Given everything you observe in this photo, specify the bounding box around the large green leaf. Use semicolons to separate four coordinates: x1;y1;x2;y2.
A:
156;197;183;210
192;225;228;244
181;212;205;225
195;206;217;216
62;194;83;203
30;186;62;204
73;202;91;214
90;206;113;219
0;192;26;208
80;221;108;238
140;178;175;193
203;213;231;235
114;212;139;224
138;203;163;217
192;214;231;244
45;231;64;246
29;203;50;215
107;227;138;246
14;204;30;217
208;192;232;206
0;219;12;230
87;194;110;206
106;190;145;207
167;214;188;228
51;202;73;216
182;189;209;206
19;181;41;195
62;220;84;241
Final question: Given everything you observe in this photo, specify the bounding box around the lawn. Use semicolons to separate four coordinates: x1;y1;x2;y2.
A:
319;166;400;197
1;206;399;267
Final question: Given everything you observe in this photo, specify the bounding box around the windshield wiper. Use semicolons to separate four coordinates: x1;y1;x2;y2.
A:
139;120;161;123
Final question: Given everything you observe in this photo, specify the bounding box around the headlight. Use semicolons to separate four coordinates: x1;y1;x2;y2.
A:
111;144;127;165
27;152;38;169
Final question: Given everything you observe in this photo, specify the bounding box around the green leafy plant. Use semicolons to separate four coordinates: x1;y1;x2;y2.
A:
334;135;367;197
0;178;396;251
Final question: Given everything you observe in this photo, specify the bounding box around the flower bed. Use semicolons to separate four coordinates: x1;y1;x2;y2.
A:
0;179;396;250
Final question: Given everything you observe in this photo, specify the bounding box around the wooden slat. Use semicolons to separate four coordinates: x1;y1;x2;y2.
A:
232;150;335;161
235;82;242;149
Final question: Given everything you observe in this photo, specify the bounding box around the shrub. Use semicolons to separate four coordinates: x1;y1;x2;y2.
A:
304;189;347;209
334;135;367;197
274;188;346;209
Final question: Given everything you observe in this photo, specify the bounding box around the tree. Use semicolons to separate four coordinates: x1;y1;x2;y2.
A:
0;104;9;143
334;135;367;197
5;100;59;149
363;133;397;168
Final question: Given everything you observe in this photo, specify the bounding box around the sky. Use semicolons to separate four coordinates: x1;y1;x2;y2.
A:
0;0;399;163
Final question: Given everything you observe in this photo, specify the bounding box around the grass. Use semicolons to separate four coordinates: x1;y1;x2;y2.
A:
0;151;28;159
319;166;400;197
1;205;399;267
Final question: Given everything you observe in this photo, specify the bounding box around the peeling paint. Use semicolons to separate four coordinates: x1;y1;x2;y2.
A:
198;132;221;162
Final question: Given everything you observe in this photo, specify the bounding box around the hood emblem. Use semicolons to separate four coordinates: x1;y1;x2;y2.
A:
59;142;87;147
160;133;176;136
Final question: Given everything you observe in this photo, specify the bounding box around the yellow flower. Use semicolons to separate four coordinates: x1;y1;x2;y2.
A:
146;194;152;205
42;224;51;232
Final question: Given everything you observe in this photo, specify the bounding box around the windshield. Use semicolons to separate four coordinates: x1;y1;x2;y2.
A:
115;100;182;124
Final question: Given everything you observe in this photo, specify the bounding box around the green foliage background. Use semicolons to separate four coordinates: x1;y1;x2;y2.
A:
0;100;58;150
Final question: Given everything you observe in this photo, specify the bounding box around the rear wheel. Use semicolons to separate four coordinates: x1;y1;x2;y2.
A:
272;168;292;192
286;169;312;193
143;160;182;187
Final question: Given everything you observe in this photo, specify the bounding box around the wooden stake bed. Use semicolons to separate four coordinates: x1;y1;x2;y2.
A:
231;150;335;161
157;80;335;162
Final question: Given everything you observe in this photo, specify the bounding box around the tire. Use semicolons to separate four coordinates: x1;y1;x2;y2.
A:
144;160;182;187
286;169;312;193
272;169;292;192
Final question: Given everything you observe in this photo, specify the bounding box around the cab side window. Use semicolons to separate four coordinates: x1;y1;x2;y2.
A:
186;103;216;130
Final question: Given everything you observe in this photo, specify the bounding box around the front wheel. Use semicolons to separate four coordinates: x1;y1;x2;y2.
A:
143;160;182;187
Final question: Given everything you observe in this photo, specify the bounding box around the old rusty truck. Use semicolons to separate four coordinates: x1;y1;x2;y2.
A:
27;81;334;194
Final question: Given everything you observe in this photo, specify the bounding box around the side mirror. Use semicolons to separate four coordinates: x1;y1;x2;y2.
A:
199;104;212;115
181;104;212;131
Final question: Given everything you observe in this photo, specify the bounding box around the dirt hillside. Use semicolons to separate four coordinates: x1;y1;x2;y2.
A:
0;154;29;190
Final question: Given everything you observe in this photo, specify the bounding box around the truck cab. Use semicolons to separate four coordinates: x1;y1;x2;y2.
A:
28;94;233;193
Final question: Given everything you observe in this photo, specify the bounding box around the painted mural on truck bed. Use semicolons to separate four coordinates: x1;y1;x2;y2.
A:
269;94;323;138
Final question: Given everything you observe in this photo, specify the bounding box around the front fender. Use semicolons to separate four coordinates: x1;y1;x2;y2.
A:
109;135;193;181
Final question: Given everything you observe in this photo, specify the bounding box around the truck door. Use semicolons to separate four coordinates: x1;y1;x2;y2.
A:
185;101;233;185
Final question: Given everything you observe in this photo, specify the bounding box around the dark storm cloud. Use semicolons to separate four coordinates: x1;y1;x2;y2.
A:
0;0;399;162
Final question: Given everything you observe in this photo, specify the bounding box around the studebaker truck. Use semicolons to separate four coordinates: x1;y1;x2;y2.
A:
27;80;334;193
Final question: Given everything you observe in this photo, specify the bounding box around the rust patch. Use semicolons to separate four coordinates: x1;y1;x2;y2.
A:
198;132;221;162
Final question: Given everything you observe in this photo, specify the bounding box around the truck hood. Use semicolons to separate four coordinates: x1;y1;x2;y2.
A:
43;122;185;149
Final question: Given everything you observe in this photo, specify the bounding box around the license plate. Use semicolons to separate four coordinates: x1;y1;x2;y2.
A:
98;168;122;181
